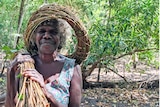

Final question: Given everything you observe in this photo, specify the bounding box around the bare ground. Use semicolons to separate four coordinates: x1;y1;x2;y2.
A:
0;55;159;107
81;56;159;107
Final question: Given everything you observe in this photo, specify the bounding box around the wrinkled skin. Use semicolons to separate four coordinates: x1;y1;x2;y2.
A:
5;25;82;107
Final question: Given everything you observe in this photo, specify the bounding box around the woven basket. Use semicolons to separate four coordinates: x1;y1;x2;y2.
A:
24;3;90;64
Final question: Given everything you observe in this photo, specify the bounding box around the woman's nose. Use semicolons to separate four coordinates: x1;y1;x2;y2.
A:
43;32;51;39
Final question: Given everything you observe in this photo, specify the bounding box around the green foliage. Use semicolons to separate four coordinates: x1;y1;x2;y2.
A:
0;77;5;83
17;73;22;78
81;0;159;67
18;93;24;101
0;0;158;70
1;45;18;59
0;0;20;47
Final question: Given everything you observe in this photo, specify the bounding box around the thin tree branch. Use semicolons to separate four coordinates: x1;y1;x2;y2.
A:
113;48;158;60
15;0;27;49
105;0;111;28
17;0;26;34
82;48;158;79
105;67;128;83
44;0;48;3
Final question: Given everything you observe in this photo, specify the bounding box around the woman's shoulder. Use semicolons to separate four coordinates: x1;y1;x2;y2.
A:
58;54;75;63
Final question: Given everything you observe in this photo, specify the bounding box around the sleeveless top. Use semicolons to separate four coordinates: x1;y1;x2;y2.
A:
45;54;75;106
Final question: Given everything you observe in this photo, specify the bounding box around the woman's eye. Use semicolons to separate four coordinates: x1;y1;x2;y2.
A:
36;29;58;36
38;30;45;34
50;30;58;35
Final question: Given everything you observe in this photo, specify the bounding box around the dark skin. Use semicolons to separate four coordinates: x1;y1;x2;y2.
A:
5;25;82;107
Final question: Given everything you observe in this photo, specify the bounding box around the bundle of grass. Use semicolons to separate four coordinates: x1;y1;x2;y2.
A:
16;61;50;107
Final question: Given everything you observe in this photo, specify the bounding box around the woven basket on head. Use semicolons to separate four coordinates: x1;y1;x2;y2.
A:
24;3;90;64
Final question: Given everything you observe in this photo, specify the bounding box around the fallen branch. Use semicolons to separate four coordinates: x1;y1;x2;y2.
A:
105;67;128;83
138;75;159;89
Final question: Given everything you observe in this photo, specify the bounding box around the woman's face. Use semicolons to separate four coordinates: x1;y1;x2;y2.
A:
35;25;60;55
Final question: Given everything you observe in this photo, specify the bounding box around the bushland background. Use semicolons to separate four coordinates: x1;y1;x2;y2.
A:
0;0;159;107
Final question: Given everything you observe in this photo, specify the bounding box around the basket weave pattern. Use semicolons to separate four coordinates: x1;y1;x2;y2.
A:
24;3;90;64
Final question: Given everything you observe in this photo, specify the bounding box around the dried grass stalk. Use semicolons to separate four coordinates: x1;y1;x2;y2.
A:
16;62;50;107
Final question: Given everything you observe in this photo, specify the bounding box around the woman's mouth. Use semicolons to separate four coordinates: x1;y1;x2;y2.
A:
40;40;56;45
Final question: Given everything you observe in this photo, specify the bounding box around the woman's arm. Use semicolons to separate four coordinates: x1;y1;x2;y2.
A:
5;65;18;107
5;53;34;107
68;65;82;107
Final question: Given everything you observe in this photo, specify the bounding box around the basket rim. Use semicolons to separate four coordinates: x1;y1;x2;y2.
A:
24;3;90;64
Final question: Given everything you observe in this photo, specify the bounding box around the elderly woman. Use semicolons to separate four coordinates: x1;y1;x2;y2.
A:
4;3;91;107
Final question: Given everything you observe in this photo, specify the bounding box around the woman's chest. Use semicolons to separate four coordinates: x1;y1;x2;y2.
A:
35;61;64;80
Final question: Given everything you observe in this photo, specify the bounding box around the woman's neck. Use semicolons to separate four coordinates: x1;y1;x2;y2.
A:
38;51;58;64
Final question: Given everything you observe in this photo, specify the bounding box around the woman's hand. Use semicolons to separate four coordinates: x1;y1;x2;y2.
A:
10;53;34;72
22;69;45;87
22;69;63;107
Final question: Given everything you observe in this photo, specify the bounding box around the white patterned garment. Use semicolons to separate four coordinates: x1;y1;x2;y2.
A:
45;54;75;106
